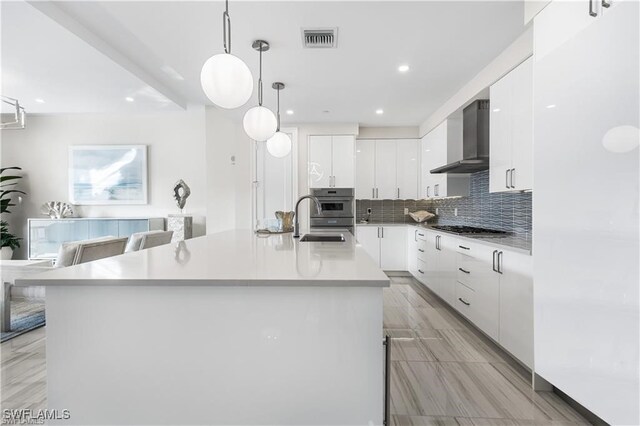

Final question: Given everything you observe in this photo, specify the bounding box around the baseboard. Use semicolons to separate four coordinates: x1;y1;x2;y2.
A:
553;386;609;425
384;270;411;277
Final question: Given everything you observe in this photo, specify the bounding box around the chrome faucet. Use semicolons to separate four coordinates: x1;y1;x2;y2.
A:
293;195;322;238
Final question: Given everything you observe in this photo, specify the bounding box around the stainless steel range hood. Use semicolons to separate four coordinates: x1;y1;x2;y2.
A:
430;100;490;174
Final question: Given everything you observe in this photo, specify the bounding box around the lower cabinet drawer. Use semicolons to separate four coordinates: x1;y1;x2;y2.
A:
417;240;428;261
455;281;475;318
416;259;427;283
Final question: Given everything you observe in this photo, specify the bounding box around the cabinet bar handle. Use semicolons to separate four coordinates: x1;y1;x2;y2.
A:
397;188;400;199
458;268;470;274
510;169;516;188
418;248;425;253
383;335;391;426
414;230;418;242
505;169;510;188
418;269;424;274
589;0;598;16
492;250;498;272
498;251;504;274
377;227;380;238
418;233;424;237
458;245;470;250
372;188;375;199
376;188;379;198
434;184;439;196
458;297;470;306
602;0;611;7
426;186;430;197
381;227;384;238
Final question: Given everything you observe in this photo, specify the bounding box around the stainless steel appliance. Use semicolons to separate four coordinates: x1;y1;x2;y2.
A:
309;188;354;234
431;225;507;236
430;99;490;174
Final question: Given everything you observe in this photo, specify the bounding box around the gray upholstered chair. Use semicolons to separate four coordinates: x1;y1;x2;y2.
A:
72;237;128;265
125;230;173;252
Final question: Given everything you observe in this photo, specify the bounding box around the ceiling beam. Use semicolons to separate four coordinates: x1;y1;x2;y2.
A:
26;1;187;110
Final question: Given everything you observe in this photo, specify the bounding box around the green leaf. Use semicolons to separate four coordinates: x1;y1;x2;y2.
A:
0;190;26;198
0;167;21;174
0;176;21;183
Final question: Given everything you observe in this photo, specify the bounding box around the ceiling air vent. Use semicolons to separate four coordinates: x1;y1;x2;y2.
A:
302;28;338;49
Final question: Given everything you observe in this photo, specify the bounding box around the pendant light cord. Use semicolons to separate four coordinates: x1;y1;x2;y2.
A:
223;0;231;54
276;86;281;131
258;47;263;106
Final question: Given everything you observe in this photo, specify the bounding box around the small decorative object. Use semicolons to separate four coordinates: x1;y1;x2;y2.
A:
168;214;193;242
275;211;295;232
173;179;191;211
409;210;436;223
69;145;147;205
41;201;75;219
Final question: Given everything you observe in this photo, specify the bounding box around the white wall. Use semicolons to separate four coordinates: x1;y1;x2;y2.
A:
357;126;419;140
0;107;207;259
204;106;252;233
419;26;533;137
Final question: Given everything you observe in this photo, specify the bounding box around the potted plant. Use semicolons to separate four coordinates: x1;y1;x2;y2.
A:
1;167;26;260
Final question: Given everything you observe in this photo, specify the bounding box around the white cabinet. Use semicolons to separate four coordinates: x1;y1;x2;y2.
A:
420;120;469;199
356;225;406;271
355;141;376;199
499;251;533;368
407;227;419;277
533;1;638;424
355;139;419;199
396;140;419;199
489;57;533;192
406;227;533;367
374;140;398;199
309;135;355;188
355;226;380;266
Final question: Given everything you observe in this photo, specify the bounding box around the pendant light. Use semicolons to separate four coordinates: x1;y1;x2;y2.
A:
266;82;292;158
243;40;277;141
200;0;253;109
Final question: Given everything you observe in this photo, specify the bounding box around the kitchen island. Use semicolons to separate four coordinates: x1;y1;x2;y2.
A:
16;230;389;425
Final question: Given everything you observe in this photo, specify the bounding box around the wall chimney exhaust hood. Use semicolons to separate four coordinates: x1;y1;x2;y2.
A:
430;100;490;174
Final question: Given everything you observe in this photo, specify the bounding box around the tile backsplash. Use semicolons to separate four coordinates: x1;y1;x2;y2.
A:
356;170;532;239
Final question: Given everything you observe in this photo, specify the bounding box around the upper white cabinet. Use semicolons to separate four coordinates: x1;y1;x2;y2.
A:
534;0;638;424
355;139;418;199
356;225;407;271
489;57;533;192
420;120;469;199
309;135;355;188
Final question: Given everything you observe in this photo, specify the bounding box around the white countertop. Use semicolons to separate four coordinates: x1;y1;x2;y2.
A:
16;230;390;288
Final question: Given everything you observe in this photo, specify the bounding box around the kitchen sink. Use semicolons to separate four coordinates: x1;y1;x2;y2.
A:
299;234;345;242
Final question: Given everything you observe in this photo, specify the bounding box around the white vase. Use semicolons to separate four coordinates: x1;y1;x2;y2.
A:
0;247;14;260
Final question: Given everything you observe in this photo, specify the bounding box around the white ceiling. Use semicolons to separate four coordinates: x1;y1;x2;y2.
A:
2;1;525;126
0;1;181;114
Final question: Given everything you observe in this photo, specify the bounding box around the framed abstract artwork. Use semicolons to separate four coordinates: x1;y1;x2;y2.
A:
69;145;148;205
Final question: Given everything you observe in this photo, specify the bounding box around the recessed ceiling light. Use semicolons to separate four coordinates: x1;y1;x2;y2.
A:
493;108;501;112
376;109;384;115
546;104;556;109
286;110;294;115
125;97;135;102
398;64;410;73
35;98;45;103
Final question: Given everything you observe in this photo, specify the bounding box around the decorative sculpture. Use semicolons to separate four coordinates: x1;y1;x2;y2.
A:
173;179;191;211
41;201;75;219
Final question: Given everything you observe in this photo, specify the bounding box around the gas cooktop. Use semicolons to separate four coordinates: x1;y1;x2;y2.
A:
430;225;508;236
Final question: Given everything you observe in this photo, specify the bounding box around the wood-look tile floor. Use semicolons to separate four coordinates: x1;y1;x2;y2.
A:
385;276;589;426
0;278;589;425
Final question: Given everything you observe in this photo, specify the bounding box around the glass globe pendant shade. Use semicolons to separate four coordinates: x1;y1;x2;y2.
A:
201;53;253;109
266;131;292;158
243;105;277;141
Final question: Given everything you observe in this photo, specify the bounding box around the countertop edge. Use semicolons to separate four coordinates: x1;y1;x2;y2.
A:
14;278;391;288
